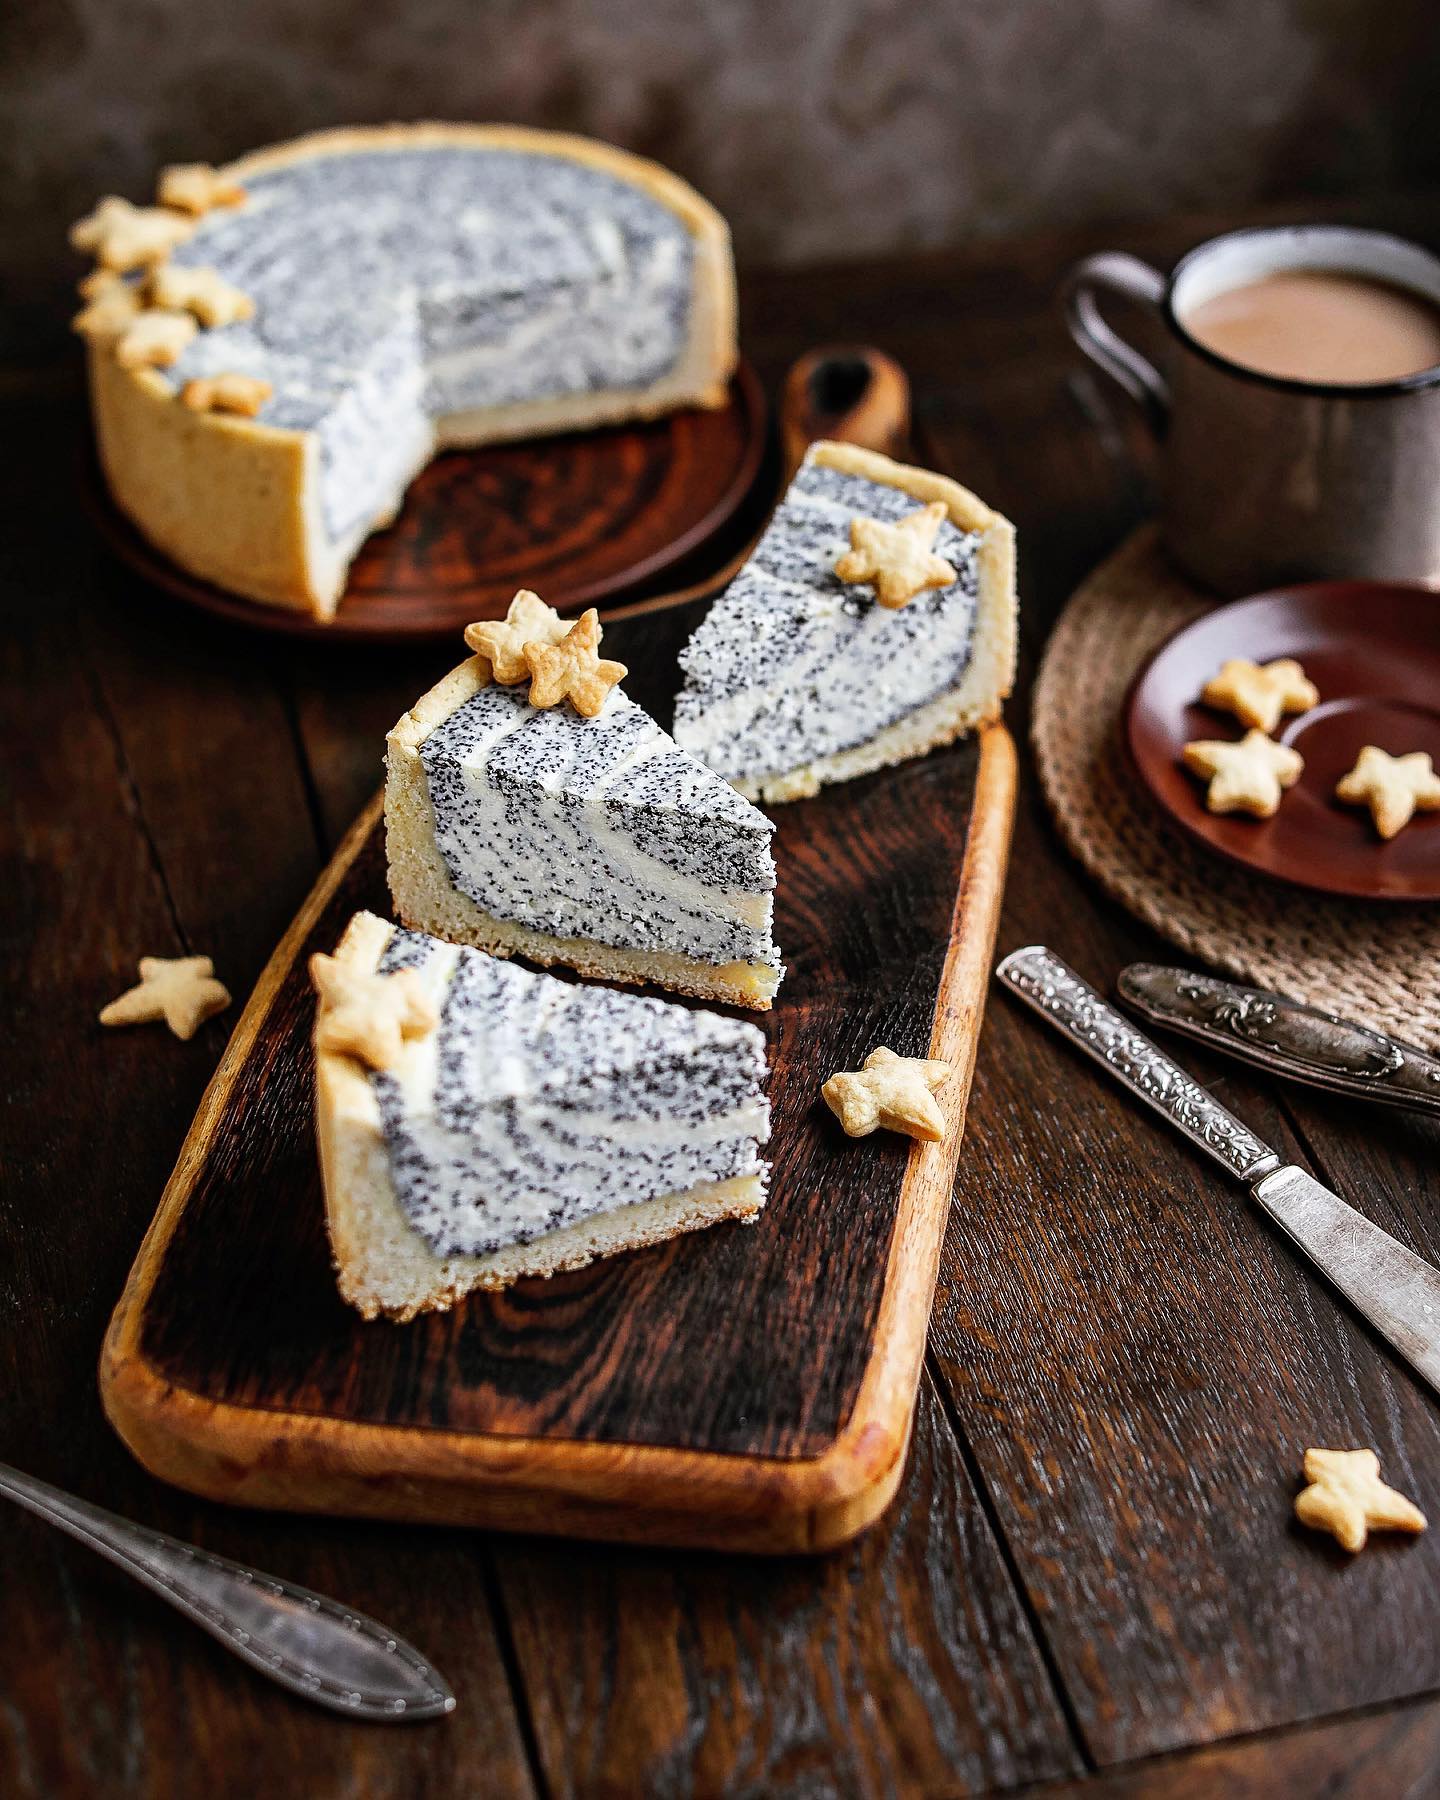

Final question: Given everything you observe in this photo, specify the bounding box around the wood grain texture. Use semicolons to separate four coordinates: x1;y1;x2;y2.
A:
99;713;1016;1552
80;363;767;641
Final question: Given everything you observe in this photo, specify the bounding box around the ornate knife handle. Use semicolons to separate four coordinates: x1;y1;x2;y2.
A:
1118;965;1440;1118
996;947;1280;1184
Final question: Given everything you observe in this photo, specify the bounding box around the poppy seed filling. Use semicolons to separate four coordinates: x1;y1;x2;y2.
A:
418;683;783;971
371;927;770;1258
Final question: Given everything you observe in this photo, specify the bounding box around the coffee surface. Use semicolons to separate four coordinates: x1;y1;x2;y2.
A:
1182;269;1440;384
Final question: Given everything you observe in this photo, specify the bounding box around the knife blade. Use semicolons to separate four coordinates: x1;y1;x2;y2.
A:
1117;963;1440;1117
997;945;1440;1396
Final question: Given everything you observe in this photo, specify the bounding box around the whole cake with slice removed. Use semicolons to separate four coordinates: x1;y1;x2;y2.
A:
71;124;737;618
386;595;784;1009
312;911;771;1320
672;442;1017;802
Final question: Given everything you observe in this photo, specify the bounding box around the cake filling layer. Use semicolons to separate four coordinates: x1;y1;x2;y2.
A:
418;683;782;972
371;928;769;1258
673;455;982;784
160;145;697;542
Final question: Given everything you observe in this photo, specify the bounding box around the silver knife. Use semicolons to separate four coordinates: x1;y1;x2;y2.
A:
997;945;1440;1396
1118;964;1440;1117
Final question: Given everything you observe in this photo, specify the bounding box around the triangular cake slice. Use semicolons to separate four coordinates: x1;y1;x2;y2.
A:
673;442;1017;802
313;912;770;1320
386;610;783;1009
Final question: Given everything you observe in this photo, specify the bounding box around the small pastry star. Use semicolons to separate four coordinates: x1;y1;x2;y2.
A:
73;281;144;342
1335;745;1440;840
148;263;255;328
70;196;195;271
1294;1447;1427;1553
100;955;231;1041
523;608;628;718
821;1046;954;1142
1181;729;1304;819
310;955;438;1072
464;590;571;685
1201;657;1319;734
113;309;198;370
157;162;248;216
180;373;273;417
834;501;957;609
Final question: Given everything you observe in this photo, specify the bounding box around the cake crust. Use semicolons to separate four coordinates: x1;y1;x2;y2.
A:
314;912;766;1319
86;123;739;618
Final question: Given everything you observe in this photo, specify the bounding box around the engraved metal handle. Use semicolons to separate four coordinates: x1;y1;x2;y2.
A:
0;1462;455;1722
1119;964;1440;1118
996;947;1279;1183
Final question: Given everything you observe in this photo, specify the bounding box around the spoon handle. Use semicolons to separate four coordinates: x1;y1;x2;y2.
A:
0;1462;454;1722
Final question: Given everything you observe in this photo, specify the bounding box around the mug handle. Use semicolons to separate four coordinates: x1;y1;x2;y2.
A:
1063;252;1171;439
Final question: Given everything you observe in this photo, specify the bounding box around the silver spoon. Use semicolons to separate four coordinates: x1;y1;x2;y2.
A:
0;1462;455;1722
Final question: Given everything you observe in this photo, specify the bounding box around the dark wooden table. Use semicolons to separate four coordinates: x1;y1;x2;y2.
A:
7;194;1440;1799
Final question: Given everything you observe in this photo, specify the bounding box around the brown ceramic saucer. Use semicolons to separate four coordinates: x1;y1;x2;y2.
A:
1127;583;1440;901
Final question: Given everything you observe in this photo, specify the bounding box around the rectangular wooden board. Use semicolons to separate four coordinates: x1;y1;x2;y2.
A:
100;724;1015;1554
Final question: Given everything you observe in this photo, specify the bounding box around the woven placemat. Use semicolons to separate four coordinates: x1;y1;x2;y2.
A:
1032;524;1440;1050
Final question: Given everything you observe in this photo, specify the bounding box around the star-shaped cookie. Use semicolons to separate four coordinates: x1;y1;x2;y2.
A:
834;501;957;609
1294;1447;1427;1553
1181;729;1304;818
1200;657;1319;734
70;197;195;272
157;162;248;216
523;608;628;718
73;281;144;342
180;374;273;417
148;263;255;328
464;590;571;685
1335;745;1440;840
821;1046;953;1142
113;309;198;370
310;955;438;1072
100;955;231;1040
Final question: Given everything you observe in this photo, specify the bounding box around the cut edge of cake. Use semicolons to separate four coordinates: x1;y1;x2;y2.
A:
385;655;783;1011
314;910;767;1321
694;441;1017;805
84;122;739;619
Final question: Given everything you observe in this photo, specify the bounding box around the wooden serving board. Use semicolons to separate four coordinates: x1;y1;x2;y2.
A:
100;720;1014;1555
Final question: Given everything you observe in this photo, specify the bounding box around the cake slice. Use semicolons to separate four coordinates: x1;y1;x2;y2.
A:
672;442;1017;802
312;911;771;1320
386;600;784;1010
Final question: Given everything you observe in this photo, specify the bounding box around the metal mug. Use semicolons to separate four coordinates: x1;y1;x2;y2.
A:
1063;224;1440;595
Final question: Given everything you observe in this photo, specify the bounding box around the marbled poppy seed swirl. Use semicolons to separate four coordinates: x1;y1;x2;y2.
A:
418;683;782;971
371;929;770;1258
673;456;982;782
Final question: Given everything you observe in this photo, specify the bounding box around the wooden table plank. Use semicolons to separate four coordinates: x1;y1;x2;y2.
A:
0;385;539;1796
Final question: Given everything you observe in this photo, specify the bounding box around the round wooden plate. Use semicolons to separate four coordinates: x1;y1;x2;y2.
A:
81;362;768;641
1127;584;1440;901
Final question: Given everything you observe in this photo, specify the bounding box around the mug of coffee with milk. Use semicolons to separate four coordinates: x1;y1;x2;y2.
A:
1063;225;1440;595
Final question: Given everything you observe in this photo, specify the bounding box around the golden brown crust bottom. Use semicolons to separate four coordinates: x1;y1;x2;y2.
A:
88;122;739;618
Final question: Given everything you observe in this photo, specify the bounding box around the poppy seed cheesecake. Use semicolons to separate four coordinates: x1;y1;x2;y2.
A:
313;912;771;1319
672;442;1017;802
75;124;737;618
386;608;784;1010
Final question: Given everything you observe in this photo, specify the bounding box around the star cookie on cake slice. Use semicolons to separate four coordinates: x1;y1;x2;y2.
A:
386;602;784;1010
313;912;772;1319
1181;729;1304;818
1201;657;1319;734
673;442;1017;803
1335;745;1440;840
